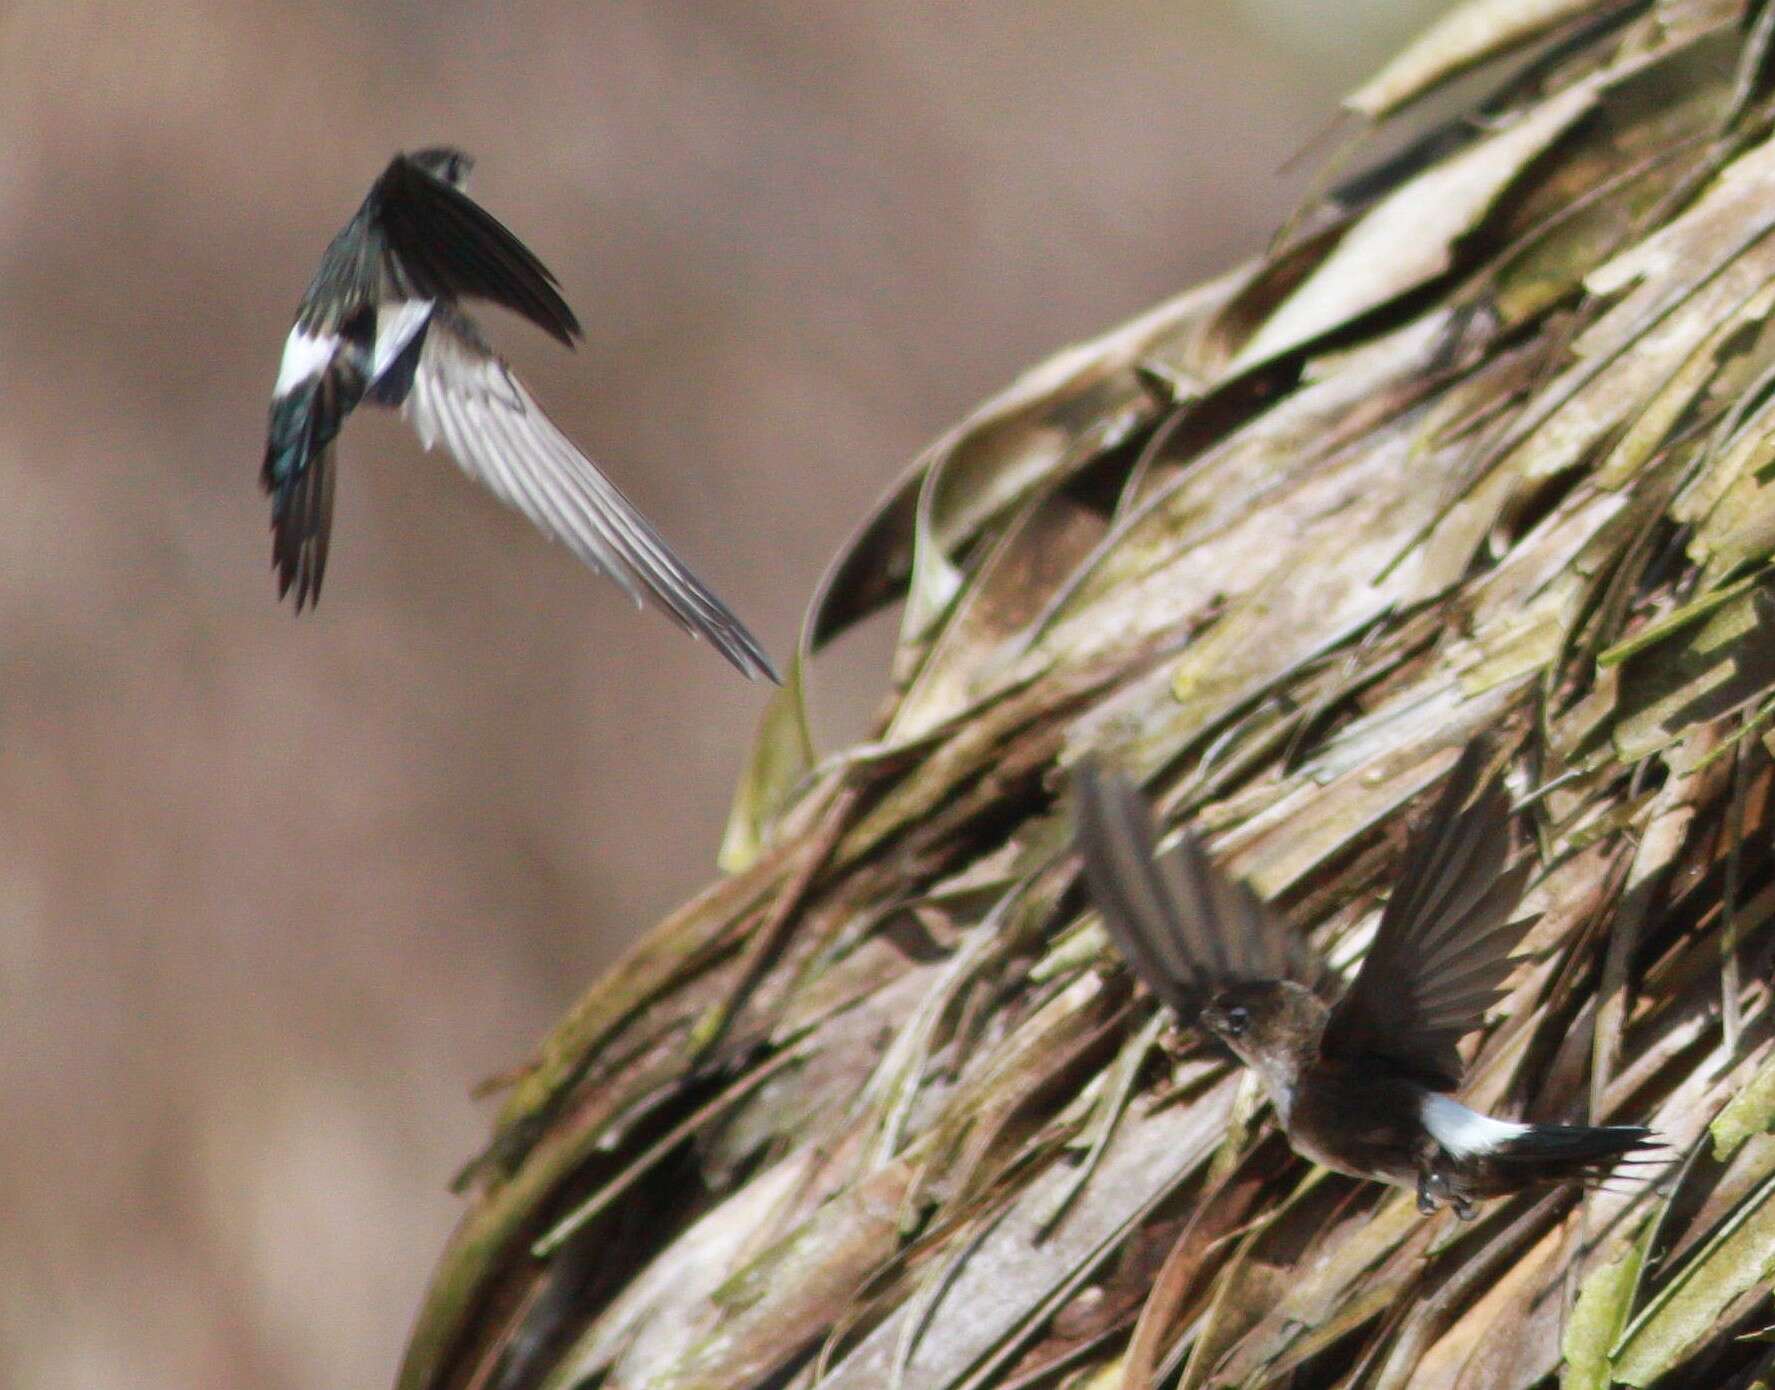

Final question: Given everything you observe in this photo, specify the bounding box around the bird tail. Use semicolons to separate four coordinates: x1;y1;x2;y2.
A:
263;369;359;609
1490;1123;1664;1183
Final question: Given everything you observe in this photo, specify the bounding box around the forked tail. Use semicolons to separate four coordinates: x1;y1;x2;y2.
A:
1493;1123;1664;1183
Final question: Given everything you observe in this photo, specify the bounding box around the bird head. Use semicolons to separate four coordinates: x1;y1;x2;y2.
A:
408;147;474;189
1200;979;1326;1095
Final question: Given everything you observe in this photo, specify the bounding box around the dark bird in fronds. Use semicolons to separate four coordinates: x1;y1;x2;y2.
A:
1075;741;1662;1218
260;147;778;681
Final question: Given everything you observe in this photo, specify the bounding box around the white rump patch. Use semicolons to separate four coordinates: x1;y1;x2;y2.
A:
274;327;337;396
371;299;435;380
1421;1093;1530;1158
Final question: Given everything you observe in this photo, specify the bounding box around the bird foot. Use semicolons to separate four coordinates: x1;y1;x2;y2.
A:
1417;1167;1477;1218
1412;1164;1483;1221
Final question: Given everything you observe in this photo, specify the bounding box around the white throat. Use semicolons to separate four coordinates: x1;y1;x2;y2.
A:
1244;1053;1300;1124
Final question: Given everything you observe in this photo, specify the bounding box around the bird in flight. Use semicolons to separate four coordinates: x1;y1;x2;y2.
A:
1073;742;1659;1217
261;147;777;682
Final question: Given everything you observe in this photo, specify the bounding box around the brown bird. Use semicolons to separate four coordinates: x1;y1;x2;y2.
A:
1074;742;1660;1217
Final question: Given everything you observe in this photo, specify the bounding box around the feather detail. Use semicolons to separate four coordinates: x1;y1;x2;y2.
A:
1074;764;1320;1021
1322;741;1533;1090
400;311;777;680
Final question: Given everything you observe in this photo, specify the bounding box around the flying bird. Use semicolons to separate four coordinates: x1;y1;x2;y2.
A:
1074;743;1659;1217
261;147;777;681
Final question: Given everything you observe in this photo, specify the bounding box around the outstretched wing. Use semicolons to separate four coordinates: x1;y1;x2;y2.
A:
1074;763;1319;1020
369;153;582;347
1320;741;1534;1091
401;310;779;681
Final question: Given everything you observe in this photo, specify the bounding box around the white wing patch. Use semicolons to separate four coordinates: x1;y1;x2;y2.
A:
371;299;435;381
274;327;338;396
1420;1093;1530;1157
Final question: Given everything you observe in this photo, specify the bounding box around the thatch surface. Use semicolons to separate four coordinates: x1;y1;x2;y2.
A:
400;4;1775;1386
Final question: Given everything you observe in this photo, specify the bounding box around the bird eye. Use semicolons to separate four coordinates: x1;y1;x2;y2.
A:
1224;1006;1250;1037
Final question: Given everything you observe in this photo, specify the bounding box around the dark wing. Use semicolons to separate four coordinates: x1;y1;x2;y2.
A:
370;154;581;346
1320;740;1535;1091
264;338;365;610
1074;763;1319;1021
401;311;778;682
267;439;337;610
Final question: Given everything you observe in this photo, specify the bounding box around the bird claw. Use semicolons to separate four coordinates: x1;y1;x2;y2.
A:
1417;1167;1477;1218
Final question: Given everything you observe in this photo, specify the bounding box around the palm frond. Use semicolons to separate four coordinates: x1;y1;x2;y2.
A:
399;6;1775;1388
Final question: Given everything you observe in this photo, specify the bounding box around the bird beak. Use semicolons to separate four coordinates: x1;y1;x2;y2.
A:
1198;1004;1227;1036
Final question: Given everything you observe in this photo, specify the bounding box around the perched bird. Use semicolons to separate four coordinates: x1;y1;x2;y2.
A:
261;147;777;681
1074;743;1659;1217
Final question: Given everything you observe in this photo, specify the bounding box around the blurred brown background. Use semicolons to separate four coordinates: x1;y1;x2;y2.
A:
0;3;1448;1386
